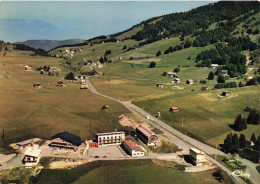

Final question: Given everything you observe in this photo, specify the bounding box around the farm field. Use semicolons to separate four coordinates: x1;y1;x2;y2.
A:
0;48;130;153
34;159;233;184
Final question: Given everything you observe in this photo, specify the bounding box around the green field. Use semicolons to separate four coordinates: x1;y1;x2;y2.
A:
32;159;233;184
0;48;130;153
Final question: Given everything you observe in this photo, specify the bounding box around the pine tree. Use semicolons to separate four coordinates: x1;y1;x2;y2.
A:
255;135;260;151
156;51;161;57
234;114;247;131
231;133;239;153
223;133;233;153
239;134;247;149
247;109;260;125
208;71;214;80
217;74;225;83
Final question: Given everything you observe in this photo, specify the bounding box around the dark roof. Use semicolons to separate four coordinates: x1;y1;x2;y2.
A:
52;131;82;146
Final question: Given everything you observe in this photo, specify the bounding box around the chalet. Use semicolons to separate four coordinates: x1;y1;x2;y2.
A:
171;78;180;84
189;148;208;166
25;65;32;70
86;140;98;148
211;64;219;68
102;105;109;110
23;145;41;168
16;140;33;149
169;107;179;112
96;131;125;146
186;79;194;85
221;91;230;96
32;84;42;88
40;69;44;74
221;70;228;75
136;125;159;146
248;76;253;80
122;140;146;157
201;87;209;91
80;84;88;89
49;131;82;150
165;72;178;78
56;80;65;86
156;83;163;88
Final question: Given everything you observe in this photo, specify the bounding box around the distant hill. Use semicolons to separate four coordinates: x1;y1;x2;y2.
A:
15;39;85;51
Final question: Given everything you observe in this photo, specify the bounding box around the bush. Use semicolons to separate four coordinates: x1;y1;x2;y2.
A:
149;62;156;68
217;74;225;83
173;67;180;73
214;82;237;89
156;51;161;57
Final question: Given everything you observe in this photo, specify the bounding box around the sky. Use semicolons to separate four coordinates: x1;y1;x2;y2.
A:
0;1;212;42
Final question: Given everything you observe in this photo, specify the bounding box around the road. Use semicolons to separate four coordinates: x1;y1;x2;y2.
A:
86;76;248;184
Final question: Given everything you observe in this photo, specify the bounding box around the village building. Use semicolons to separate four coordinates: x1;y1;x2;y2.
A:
165;72;178;78
189;148;208;166
221;91;230;96
186;79;194;85
40;69;44;74
85;140;98;149
156;83;163;88
32;84;42;88
23;145;41;168
25;65;32;71
49;131;82;150
56;80;65;86
16;140;33;149
248;76;253;80
80;84;88;89
136;125;159;146
122;140;146;157
96;131;125;146
169;107;179;112
171;78;180;84
172;86;184;90
201;87;209;91
221;70;228;75
211;64;219;68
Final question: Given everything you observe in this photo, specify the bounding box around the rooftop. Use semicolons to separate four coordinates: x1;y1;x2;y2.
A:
190;148;205;155
123;140;145;152
52;131;82;146
137;125;155;137
96;131;125;136
24;146;41;157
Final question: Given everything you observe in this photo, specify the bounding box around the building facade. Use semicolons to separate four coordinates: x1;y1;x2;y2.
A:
23;145;41;168
96;131;125;146
136;125;159;146
122;140;146;157
189;148;208;166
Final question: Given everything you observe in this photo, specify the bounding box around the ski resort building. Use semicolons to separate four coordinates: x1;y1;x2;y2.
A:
96;131;125;146
122;140;146;157
136;125;159;146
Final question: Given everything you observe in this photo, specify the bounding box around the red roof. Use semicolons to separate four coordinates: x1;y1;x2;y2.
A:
123;140;144;152
170;107;178;111
137;125;154;137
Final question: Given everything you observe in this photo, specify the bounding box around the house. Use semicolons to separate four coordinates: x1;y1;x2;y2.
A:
172;86;184;90
56;80;65;86
96;131;125;146
221;70;228;75
23;145;41;168
32;84;42;88
211;64;219;68
186;79;194;85
240;148;260;163
189;148;208;166
156;83;163;88
86;140;98;148
122;140;146;157
221;91;230;96
80;84;88;89
166;72;178;78
49;131;82;150
248;76;253;80
25;65;32;70
16;140;33;149
136;125;159;146
171;78;180;84
169;107;179;112
201;87;209;91
40;69;44;74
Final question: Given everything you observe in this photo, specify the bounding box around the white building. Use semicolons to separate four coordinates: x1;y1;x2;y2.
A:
189;148;208;166
23;145;41;168
122;140;146;157
96;131;125;146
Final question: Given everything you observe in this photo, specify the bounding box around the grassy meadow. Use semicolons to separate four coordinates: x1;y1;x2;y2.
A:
0;48;130;153
32;159;233;184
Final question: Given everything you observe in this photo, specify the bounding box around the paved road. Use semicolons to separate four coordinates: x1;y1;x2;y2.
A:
86;76;248;184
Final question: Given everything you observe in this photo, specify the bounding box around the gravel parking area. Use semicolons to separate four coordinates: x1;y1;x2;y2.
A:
87;146;126;158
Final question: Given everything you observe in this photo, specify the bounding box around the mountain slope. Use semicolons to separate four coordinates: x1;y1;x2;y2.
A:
15;39;85;51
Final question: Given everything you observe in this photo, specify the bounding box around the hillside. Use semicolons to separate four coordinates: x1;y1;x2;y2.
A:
46;1;260;149
15;39;85;51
